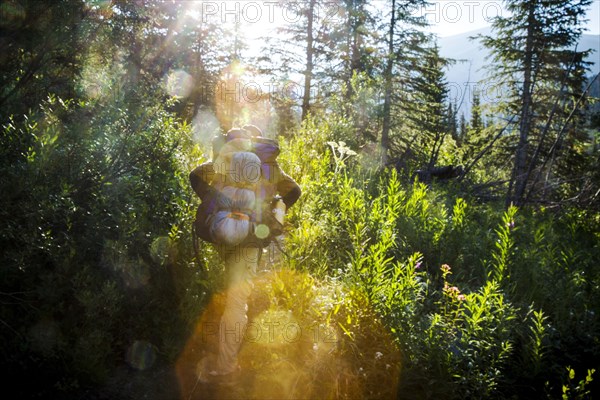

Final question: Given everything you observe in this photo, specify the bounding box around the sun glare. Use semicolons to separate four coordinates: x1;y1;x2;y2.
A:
175;269;401;399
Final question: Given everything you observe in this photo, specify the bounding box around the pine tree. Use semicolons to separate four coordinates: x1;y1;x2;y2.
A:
403;44;451;169
302;0;318;120
324;0;379;95
480;0;592;206
166;3;234;119
447;101;458;141
470;89;483;135
458;113;468;145
380;0;429;165
256;0;339;124
461;89;492;168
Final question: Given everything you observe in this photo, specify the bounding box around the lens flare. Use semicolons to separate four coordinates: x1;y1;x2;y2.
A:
126;340;157;371
150;236;172;265
176;269;401;399
358;142;384;170
164;69;194;99
254;224;270;239
192;108;221;148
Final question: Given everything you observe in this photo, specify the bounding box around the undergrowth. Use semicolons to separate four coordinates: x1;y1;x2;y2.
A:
276;118;600;399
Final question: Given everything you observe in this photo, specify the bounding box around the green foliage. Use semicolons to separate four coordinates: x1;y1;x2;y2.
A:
6;97;596;398
278;123;600;398
558;367;595;400
0;91;202;394
488;205;518;283
232;268;402;400
2;2;600;398
480;0;593;206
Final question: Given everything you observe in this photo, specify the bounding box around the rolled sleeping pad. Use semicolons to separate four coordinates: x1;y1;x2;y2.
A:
218;186;256;213
213;151;261;185
210;185;257;245
210;210;252;246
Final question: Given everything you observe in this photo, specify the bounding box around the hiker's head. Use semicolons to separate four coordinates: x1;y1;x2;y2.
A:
212;128;250;161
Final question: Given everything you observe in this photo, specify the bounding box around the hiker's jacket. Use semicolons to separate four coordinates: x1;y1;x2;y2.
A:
190;161;301;209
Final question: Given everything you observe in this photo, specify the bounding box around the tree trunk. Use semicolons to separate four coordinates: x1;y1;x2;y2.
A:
302;0;317;121
344;0;361;101
509;2;536;206
381;0;396;166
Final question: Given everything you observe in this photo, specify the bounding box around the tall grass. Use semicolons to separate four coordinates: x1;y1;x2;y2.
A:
276;118;600;398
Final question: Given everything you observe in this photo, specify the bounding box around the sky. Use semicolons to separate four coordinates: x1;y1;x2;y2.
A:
426;0;600;37
231;0;600;56
182;0;600;69
185;1;600;49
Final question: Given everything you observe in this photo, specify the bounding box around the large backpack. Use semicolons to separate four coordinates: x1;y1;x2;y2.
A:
194;130;283;247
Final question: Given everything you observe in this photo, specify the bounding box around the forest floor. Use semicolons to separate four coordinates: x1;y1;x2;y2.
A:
79;246;400;400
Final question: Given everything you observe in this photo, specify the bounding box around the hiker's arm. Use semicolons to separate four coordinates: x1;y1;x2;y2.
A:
189;162;216;200
276;170;301;209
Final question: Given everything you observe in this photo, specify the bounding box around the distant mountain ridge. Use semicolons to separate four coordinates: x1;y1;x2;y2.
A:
437;27;600;116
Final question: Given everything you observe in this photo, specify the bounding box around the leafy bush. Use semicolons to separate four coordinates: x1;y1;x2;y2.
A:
2;97;598;399
0;93;199;394
279;122;600;398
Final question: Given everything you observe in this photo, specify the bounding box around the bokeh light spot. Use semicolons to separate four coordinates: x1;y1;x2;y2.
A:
248;309;298;346
192;108;221;149
164;69;194;99
126;340;156;371
150;236;172;265
255;224;270;239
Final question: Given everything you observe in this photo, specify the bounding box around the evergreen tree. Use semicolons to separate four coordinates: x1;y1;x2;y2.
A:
480;0;593;206
256;0;340;127
380;0;429;165
343;0;376;84
178;6;236;119
461;89;498;170
306;0;381;145
302;0;318;120
86;1;236;123
458;112;468;146
470;88;483;135
324;0;379;94
447;101;458;142
403;44;451;169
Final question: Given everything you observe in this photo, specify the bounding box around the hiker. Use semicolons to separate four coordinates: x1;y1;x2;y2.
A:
189;124;301;382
